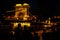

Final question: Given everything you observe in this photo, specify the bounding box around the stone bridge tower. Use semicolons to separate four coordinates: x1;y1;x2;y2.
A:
14;3;30;20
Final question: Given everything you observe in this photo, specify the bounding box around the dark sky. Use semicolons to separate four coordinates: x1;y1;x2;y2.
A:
0;0;60;17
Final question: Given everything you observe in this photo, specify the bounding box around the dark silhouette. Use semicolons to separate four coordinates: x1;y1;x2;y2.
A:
14;24;22;40
33;32;40;40
0;29;10;40
22;26;33;40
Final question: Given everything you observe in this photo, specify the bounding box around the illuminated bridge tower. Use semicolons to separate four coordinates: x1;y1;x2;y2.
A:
14;4;22;19
14;3;30;20
13;3;30;29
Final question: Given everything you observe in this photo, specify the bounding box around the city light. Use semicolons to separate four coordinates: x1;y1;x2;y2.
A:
13;22;18;29
16;4;22;6
20;22;30;27
23;3;29;6
0;2;59;40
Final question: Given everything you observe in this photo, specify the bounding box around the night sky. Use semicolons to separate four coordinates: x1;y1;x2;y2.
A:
0;0;60;17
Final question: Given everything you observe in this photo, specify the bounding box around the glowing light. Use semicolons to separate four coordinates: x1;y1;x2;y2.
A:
44;25;47;27
16;4;22;6
23;17;27;20
23;15;29;20
23;3;29;6
44;24;51;28
24;15;29;17
17;18;18;20
48;17;51;25
45;20;48;24
48;20;51;24
20;23;30;27
13;22;18;29
11;31;15;35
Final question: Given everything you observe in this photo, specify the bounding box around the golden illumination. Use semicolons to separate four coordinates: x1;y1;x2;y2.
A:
23;3;29;6
23;17;27;20
45;17;51;25
48;20;51;24
16;4;22;6
24;15;29;17
23;15;29;20
44;25;47;27
14;3;30;21
44;25;51;28
13;22;18;29
48;17;51;24
20;23;30;27
45;20;48;24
